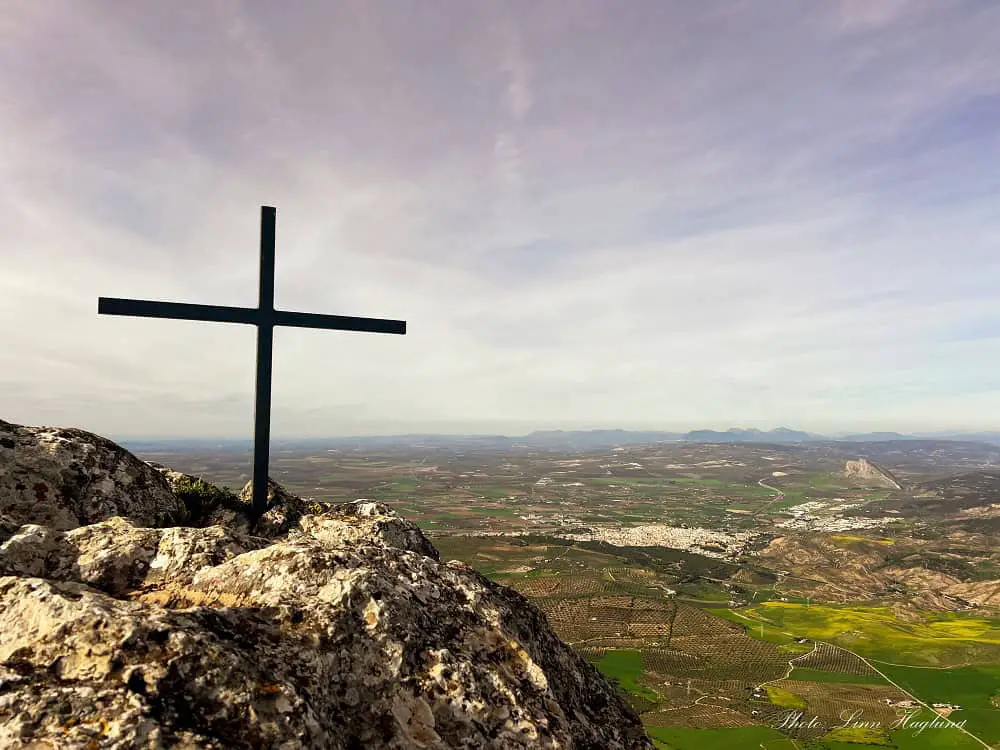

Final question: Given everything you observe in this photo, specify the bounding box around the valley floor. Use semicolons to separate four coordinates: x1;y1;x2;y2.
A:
139;438;1000;748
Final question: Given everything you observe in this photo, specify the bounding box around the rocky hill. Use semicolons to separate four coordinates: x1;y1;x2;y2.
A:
0;419;651;749
842;457;903;489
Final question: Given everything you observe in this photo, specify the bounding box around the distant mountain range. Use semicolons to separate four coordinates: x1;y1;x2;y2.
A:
683;427;818;443
912;431;1000;444
520;429;685;449
839;432;914;442
679;428;1000;446
118;428;1000;453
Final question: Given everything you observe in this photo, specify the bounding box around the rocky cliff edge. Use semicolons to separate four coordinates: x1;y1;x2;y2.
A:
0;419;651;749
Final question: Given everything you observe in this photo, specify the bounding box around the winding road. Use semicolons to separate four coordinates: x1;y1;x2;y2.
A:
753;477;785;517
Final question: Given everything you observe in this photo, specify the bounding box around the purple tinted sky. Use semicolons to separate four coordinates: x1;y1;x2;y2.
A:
3;1;1000;436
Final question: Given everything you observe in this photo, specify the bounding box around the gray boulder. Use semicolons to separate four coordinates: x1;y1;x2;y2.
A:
0;419;186;542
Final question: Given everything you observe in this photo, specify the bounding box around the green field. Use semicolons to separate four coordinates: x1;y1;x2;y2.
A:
665;477;727;487
736;602;1000;666
706;607;805;647
595;650;660;702
820;725;893;745
788;666;888;685
766;685;807;709
877;663;1000;743
888;708;987;749
647;726;794;749
876;663;1000;709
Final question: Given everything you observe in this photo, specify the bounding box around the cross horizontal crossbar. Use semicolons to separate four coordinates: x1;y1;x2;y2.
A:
98;297;406;334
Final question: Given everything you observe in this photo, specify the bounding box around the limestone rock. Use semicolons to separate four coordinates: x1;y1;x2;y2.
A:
0;423;651;749
145;461;190;492
0;519;650;748
295;500;439;560
0;419;186;542
843;458;902;490
0;518;265;596
233;477;310;538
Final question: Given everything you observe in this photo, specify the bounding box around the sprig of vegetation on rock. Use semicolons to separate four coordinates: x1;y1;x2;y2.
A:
171;475;244;523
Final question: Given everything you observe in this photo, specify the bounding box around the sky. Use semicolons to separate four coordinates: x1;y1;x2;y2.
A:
2;1;1000;438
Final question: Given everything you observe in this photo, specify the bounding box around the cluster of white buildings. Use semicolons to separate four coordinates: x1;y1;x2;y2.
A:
777;499;894;532
558;524;759;559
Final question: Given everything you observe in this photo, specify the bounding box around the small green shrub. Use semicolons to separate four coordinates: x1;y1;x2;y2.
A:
172;475;242;523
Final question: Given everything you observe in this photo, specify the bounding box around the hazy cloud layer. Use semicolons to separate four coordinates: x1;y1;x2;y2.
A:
2;1;999;437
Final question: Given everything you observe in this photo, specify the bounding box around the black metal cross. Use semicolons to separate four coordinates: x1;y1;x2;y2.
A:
98;206;406;521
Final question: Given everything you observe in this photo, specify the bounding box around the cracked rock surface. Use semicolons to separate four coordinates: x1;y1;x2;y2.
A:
0;420;651;749
0;419;186;542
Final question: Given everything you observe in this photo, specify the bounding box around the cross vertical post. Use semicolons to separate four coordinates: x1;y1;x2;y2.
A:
252;206;277;519
97;205;407;527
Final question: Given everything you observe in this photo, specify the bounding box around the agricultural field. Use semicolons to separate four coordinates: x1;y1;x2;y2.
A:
432;533;1000;747
728;602;1000;666
647;726;795;749
130;436;1000;747
876;664;1000;743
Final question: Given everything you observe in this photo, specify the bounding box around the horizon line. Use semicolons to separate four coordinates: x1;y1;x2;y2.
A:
108;426;1000;443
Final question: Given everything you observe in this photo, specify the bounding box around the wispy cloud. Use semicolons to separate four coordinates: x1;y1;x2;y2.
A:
2;1;999;436
492;8;533;209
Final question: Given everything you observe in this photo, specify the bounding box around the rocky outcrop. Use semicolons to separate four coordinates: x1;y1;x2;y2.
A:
147;464;438;558
0;420;187;542
0;422;651;749
295;501;440;561
843;458;902;490
146;462;304;532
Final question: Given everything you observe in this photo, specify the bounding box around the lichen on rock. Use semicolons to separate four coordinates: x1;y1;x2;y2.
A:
0;419;187;542
0;420;652;749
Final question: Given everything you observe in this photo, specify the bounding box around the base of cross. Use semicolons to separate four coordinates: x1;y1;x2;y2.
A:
237;477;306;535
